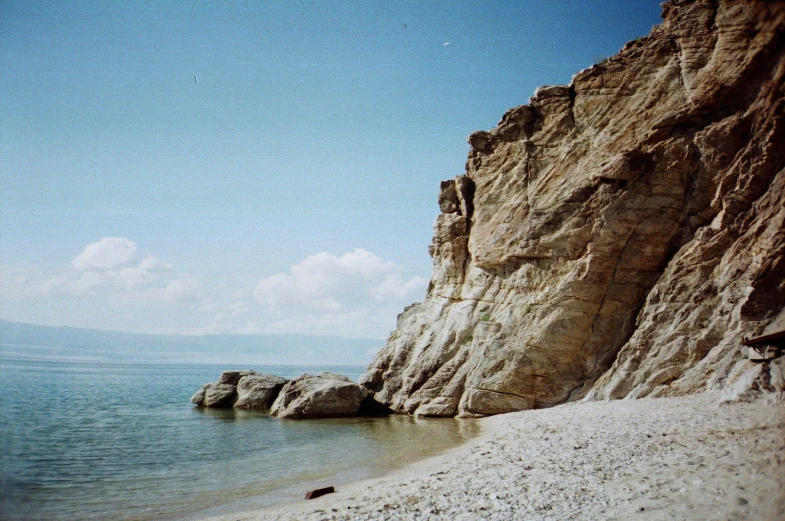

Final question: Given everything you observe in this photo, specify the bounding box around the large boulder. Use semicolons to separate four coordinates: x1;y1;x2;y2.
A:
191;383;237;408
234;374;289;410
217;370;257;386
190;387;206;406
191;369;259;408
270;372;370;419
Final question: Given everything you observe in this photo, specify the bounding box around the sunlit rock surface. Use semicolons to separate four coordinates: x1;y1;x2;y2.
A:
270;372;371;419
234;374;289;410
361;0;785;416
191;370;289;411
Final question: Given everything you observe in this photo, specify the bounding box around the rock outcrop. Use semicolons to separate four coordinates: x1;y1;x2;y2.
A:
217;370;257;386
191;383;238;408
235;374;289;410
361;0;785;417
191;370;289;411
191;370;386;419
269;372;372;419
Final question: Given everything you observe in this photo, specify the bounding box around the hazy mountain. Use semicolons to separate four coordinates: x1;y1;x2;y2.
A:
0;320;381;366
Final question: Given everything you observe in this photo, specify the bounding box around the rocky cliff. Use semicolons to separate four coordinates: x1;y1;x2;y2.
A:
360;0;785;417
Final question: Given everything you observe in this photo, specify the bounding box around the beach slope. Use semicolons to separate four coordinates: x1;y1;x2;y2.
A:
201;393;784;521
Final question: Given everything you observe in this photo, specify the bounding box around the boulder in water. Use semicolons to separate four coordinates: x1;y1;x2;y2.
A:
200;383;238;408
270;372;370;419
191;370;260;408
217;370;257;386
234;374;289;410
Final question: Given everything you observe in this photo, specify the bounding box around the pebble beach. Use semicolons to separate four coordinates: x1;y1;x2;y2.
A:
200;393;784;521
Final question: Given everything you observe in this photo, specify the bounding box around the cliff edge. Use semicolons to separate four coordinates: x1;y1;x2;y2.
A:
360;0;785;417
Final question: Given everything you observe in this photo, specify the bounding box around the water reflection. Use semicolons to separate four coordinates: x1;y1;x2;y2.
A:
1;359;480;521
193;407;271;421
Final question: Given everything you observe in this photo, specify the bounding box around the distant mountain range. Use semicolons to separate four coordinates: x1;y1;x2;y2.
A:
0;319;381;366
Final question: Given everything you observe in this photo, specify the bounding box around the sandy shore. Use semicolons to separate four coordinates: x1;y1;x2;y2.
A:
199;393;784;521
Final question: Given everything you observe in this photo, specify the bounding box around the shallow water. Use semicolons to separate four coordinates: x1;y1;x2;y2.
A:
0;359;478;521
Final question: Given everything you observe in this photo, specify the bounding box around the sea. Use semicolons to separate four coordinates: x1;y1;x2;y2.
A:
0;358;478;521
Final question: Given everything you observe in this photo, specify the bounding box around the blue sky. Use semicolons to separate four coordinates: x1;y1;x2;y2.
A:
1;0;662;338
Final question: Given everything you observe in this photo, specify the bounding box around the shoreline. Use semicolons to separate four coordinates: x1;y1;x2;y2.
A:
184;415;481;521
197;392;784;521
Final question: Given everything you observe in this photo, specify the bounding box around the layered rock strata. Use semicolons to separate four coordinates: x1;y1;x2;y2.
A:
361;0;785;416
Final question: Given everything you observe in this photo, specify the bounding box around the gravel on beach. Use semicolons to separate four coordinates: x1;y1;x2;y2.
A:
201;393;784;521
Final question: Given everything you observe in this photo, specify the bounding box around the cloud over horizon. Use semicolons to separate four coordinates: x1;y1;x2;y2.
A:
2;241;428;339
60;237;173;295
71;237;137;270
252;248;428;337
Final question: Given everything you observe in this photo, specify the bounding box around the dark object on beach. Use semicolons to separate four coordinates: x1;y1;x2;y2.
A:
305;486;335;500
743;330;785;361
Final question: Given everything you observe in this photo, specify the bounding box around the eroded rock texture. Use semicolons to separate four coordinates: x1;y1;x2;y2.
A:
361;0;785;417
234;374;289;410
270;372;371;419
191;370;290;411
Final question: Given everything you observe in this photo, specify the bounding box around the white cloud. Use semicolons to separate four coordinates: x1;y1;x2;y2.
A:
72;237;137;270
65;257;172;296
162;274;202;302
108;256;172;290
11;237;174;298
370;273;429;301
254;249;417;309
2;243;428;339
253;249;428;337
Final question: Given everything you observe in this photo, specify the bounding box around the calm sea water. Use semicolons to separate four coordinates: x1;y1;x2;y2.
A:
0;359;478;521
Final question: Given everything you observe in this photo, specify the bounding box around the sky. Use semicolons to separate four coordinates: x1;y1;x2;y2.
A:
1;0;663;339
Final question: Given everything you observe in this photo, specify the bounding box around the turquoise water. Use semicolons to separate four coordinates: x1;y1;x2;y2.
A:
0;359;478;521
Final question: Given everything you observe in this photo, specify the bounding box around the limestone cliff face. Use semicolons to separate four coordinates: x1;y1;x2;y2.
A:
360;0;785;416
